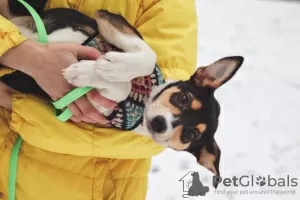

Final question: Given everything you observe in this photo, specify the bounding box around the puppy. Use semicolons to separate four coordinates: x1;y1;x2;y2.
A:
1;8;244;185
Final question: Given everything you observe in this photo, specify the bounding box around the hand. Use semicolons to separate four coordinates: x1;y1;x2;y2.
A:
0;40;117;124
0;81;12;111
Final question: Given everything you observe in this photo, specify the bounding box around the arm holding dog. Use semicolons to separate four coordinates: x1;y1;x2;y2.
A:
0;81;12;110
0;15;27;77
0;17;117;124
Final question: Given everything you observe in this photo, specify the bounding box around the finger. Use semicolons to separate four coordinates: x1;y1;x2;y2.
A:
74;45;102;60
74;96;110;124
86;89;118;110
70;116;81;122
67;103;96;123
67;103;83;121
0;82;13;111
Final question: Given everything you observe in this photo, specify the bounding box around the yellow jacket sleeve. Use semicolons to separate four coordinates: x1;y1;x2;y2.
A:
0;15;27;76
135;0;198;81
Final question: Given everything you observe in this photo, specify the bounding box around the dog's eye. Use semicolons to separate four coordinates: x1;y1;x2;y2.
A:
179;93;190;105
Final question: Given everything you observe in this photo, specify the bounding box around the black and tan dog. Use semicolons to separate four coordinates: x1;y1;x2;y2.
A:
0;3;244;187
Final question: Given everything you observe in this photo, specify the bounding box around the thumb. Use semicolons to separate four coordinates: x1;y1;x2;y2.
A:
74;45;102;60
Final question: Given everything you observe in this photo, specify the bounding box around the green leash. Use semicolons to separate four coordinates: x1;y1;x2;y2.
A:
52;86;93;122
8;1;94;199
17;0;48;44
8;137;22;200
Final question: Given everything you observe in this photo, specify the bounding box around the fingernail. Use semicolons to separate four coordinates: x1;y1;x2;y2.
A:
113;105;120;110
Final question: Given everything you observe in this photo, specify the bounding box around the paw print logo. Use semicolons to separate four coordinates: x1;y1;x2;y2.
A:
256;176;266;186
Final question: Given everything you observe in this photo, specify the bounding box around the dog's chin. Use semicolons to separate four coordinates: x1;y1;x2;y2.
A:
142;118;169;147
152;137;169;147
149;133;169;147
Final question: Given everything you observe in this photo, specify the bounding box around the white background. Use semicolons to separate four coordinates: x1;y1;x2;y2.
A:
147;0;300;199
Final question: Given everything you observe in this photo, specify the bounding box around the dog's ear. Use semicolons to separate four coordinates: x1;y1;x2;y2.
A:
187;138;221;188
191;56;244;90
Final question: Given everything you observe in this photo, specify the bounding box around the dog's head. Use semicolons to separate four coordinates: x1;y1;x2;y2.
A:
144;56;244;182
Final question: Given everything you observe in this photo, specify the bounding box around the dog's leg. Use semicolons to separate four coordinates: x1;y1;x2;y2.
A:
65;10;156;83
93;10;157;82
63;60;131;115
63;61;107;88
64;10;156;114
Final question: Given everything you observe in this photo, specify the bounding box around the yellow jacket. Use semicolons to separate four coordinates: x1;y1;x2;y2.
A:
0;0;197;199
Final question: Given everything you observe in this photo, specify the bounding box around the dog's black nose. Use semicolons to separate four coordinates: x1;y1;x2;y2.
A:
150;116;167;133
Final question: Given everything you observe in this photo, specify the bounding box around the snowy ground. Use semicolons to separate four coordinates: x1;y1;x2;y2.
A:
147;0;300;199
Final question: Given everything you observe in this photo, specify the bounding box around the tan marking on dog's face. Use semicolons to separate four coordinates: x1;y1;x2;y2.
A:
191;99;202;110
153;87;181;115
199;147;217;175
169;125;191;150
197;124;207;133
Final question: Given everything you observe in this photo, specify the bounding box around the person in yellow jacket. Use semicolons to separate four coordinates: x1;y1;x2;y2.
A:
0;0;198;199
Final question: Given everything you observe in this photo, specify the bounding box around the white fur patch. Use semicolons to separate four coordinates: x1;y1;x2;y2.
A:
17;26;88;44
48;28;88;44
93;17;156;82
17;25;39;42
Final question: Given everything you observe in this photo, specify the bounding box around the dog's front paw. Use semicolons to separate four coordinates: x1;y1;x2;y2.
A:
63;61;97;88
95;53;130;82
95;51;155;82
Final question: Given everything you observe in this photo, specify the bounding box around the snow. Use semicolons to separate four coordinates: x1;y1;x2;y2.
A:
147;0;300;199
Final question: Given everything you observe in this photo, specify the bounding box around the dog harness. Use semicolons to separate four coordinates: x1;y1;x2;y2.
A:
82;35;165;130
